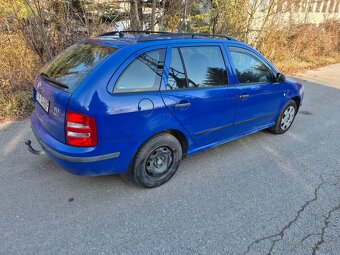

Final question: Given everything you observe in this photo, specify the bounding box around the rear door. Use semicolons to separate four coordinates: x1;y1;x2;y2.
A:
227;46;283;134
34;43;116;142
161;44;237;147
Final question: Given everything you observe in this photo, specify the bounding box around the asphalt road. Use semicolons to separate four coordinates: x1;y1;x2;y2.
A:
1;64;340;255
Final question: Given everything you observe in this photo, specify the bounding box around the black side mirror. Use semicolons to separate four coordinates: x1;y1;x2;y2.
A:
275;73;286;83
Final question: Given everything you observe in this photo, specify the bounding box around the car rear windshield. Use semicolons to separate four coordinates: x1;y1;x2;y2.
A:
40;43;117;92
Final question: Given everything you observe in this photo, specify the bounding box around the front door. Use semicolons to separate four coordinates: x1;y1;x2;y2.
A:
161;44;237;147
227;46;283;134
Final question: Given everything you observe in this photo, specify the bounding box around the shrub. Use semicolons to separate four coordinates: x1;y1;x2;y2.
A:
0;32;39;119
258;20;340;73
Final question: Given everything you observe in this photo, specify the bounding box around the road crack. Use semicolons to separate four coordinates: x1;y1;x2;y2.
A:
297;233;320;245
243;177;326;255
311;203;340;255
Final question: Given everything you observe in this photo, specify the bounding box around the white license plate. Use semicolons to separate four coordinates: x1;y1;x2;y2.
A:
36;92;50;113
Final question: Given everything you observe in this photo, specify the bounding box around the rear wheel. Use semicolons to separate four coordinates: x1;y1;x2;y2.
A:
133;133;182;188
269;100;297;134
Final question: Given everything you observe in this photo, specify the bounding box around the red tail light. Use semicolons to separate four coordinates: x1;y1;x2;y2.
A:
65;111;97;147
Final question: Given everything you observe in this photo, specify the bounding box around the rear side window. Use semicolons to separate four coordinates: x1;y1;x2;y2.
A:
167;48;187;89
40;43;116;92
167;46;228;90
114;49;166;93
229;47;274;84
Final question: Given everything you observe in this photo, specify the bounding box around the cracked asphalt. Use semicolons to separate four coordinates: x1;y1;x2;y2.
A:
1;64;340;255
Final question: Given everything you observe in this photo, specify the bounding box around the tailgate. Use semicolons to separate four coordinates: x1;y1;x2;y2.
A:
33;76;71;143
32;42;117;144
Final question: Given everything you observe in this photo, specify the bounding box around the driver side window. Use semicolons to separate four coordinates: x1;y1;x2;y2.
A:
229;47;274;84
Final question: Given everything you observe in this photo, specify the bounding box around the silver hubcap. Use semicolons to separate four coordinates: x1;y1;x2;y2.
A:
281;106;295;130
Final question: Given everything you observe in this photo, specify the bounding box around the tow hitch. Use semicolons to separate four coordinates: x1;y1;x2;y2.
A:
25;140;45;155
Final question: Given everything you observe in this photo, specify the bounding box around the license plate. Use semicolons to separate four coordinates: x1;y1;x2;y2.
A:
36;92;50;113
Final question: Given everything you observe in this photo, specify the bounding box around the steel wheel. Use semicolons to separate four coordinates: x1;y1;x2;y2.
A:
281;106;296;130
145;146;174;178
133;133;182;188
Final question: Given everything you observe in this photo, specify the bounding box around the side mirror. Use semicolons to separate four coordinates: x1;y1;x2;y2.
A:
275;73;286;83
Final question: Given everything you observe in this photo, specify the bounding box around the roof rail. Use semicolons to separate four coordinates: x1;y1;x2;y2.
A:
99;31;238;41
148;33;238;41
99;30;170;38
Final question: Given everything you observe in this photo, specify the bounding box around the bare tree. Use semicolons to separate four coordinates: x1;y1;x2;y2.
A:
130;0;141;30
151;0;156;30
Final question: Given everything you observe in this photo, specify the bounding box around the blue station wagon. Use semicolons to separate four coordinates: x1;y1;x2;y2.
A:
26;31;304;187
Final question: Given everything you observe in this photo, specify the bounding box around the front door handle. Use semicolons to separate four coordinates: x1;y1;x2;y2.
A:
175;102;191;109
239;93;249;100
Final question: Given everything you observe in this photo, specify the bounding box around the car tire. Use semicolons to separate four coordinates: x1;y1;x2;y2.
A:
269;100;297;134
133;133;182;188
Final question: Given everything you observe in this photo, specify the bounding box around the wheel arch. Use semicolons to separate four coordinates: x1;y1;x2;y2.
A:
138;129;189;158
291;96;301;111
122;128;190;182
163;129;188;158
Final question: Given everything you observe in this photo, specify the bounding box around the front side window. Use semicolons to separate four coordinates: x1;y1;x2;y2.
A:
167;46;228;90
229;47;274;84
114;49;165;93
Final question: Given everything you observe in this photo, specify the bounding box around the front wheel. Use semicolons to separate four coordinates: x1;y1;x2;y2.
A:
269;100;297;134
133;133;182;188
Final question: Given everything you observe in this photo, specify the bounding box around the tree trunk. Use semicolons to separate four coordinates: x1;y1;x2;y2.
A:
130;0;140;30
151;0;156;30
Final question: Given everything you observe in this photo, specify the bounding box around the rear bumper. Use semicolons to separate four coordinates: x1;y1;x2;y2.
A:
30;111;124;175
37;139;120;163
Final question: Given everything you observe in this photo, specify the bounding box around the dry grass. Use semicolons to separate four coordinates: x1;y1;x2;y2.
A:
0;33;41;120
258;21;340;73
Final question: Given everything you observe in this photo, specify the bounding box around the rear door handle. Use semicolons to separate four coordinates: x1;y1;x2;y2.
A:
239;93;249;100
175;102;191;109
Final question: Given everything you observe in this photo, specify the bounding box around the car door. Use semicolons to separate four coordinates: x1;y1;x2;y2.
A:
161;44;237;147
227;46;283;134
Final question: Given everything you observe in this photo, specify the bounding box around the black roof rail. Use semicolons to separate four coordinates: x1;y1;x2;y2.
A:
99;30;170;38
150;33;238;41
99;31;238;41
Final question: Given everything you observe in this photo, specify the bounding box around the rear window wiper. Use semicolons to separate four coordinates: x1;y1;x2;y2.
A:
40;72;69;89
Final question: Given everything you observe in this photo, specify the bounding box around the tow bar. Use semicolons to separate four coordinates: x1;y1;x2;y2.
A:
25;140;45;155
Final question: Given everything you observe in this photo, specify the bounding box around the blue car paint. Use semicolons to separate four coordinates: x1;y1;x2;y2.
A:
160;42;237;146
30;36;304;176
33;76;72;143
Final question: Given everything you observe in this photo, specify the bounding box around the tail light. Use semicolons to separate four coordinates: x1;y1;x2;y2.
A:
65;111;97;147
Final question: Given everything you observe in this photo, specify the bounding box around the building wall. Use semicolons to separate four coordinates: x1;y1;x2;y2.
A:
276;0;340;24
